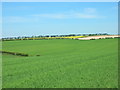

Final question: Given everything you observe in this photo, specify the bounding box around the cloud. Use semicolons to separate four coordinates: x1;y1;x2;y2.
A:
112;6;118;10
3;16;28;23
84;8;96;13
33;12;99;19
3;8;103;23
32;8;101;19
74;13;97;18
3;16;39;23
33;14;67;19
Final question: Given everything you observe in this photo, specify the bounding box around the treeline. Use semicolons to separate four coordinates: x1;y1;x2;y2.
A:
1;33;109;41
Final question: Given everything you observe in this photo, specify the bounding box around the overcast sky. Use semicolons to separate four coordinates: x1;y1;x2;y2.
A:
2;2;118;37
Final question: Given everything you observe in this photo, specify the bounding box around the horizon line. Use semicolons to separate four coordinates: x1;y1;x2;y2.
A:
1;33;119;38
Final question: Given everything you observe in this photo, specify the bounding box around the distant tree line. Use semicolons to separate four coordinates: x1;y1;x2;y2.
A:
1;33;109;41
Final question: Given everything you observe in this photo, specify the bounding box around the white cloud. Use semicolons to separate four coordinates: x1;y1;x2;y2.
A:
3;8;104;23
3;16;39;23
112;6;118;10
33;11;100;19
84;8;96;13
3;16;28;23
74;13;97;18
33;14;67;19
32;8;102;19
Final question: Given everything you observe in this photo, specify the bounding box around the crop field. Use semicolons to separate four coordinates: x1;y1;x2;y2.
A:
2;39;118;88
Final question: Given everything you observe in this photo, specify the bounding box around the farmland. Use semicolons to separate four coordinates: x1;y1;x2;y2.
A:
2;38;118;88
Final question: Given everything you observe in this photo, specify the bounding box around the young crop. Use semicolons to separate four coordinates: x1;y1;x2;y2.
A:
2;39;118;88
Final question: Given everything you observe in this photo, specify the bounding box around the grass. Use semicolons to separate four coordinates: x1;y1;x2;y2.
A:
2;39;118;88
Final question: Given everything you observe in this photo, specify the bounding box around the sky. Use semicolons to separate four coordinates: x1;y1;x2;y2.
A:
1;0;119;2
2;2;118;37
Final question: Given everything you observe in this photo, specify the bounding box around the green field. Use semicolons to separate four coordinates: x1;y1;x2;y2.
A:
2;39;118;88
